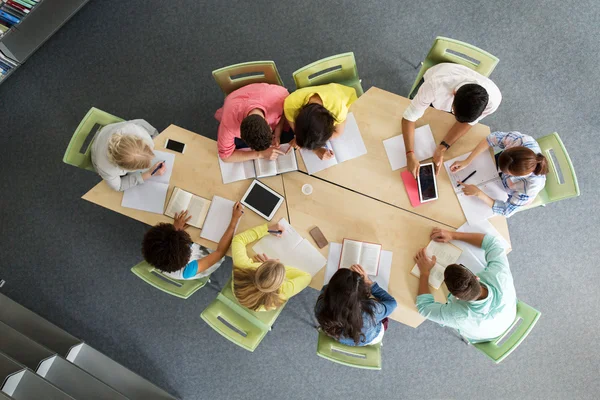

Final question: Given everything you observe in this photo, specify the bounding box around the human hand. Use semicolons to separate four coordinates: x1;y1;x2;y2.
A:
315;147;334;160
350;264;373;285
145;161;167;179
231;201;244;221
432;146;445;175
431;228;453;243
268;222;284;237
460;182;482;198
260;147;285;161
173;210;191;231
407;153;420;178
450;159;470;173
285;138;299;154
414;248;437;275
253;253;278;263
271;131;280;148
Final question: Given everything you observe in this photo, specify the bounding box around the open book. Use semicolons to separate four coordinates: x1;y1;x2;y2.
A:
383;124;437;171
300;113;367;175
164;187;211;228
444;151;507;224
252;218;327;276
338;239;382;276
200;196;239;243
411;241;463;289
325;243;393;290
218;143;298;184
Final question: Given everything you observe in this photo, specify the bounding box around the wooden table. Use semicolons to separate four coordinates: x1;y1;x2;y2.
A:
82;125;289;255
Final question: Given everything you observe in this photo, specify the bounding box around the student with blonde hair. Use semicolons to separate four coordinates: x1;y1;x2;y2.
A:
91;119;166;191
231;223;311;311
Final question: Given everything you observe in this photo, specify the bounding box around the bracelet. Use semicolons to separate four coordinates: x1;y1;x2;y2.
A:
406;150;414;155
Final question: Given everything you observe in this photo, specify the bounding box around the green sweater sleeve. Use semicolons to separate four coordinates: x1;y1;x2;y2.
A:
231;224;269;270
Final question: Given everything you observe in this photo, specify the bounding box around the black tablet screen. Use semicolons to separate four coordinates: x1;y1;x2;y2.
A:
419;165;437;201
245;184;281;216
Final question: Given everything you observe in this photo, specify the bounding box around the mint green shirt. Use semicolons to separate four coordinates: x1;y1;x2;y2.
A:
416;235;517;342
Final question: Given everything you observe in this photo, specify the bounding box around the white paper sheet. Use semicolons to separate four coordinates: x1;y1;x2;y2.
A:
324;243;393;291
200;196;236;243
454;220;510;267
299;142;338;175
146;151;176;184
383;125;437;171
121;181;169;214
218;156;256;184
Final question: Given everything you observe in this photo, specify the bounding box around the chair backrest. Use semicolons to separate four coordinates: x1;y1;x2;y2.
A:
409;37;499;98
212;61;284;95
292;52;364;96
63;107;124;171
473;300;541;363
535;132;580;204
200;298;268;352
130;261;209;299
316;331;381;370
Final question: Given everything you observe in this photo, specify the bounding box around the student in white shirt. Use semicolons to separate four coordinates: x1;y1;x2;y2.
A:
91;119;166;191
402;63;502;177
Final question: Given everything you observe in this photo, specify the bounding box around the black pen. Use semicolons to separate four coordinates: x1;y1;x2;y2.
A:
151;161;165;176
268;230;283;234
457;170;477;187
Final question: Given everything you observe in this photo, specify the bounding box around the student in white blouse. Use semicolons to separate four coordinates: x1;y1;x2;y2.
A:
401;63;502;177
91;119;166;191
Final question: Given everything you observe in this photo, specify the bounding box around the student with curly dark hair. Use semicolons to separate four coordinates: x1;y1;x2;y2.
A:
142;202;244;279
315;265;397;346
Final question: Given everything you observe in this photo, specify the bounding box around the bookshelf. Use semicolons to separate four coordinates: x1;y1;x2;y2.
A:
0;0;90;84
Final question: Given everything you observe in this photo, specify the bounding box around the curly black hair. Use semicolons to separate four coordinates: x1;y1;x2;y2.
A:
294;103;335;150
142;223;192;272
240;114;273;151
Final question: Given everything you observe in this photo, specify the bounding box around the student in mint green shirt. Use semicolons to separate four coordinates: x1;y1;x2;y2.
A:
414;229;517;342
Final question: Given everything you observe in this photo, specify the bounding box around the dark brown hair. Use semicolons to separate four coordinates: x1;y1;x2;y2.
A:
315;269;376;345
444;264;481;301
240;114;272;151
294;103;335;150
498;147;548;176
452;84;489;123
142;223;192;272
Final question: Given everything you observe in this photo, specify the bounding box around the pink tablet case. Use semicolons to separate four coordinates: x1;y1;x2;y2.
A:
401;170;423;208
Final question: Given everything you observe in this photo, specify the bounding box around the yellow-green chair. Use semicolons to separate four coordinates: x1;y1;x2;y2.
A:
409;37;499;99
316;331;382;370
472;301;541;364
212;61;284;95
63;107;124;171
131;261;209;299
519;132;580;211
292;52;364;96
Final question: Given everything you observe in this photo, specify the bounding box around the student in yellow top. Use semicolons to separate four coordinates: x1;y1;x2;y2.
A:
231;223;312;311
283;83;358;160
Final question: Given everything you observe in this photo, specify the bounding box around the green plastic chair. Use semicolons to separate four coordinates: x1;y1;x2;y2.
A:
316;331;382;370
131;261;210;299
519;132;580;211
200;278;286;351
472;301;541;364
63;107;124;171
408;37;499;99
212;61;284;95
292;52;364;97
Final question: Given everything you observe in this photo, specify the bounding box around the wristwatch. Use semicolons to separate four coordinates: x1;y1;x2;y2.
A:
440;140;451;150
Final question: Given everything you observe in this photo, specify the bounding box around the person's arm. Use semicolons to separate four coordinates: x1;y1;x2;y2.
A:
221;147;284;163
231;223;270;269
414;248;437;296
430;228;485;248
481;234;510;274
491;191;531;217
450;137;491;172
370;283;397;321
279;266;312;300
432;121;472;174
402;80;435;178
401;118;419;178
459;183;497;209
130;119;159;138
331;119;347;139
272;117;285;147
415;294;461;329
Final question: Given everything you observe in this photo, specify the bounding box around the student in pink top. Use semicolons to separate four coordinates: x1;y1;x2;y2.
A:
215;83;291;163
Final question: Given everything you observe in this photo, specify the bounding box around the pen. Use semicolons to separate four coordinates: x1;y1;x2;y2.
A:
151;161;165;176
457;170;477;187
268;230;283;234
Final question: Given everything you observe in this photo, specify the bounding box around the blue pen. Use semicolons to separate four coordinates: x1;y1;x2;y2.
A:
268;230;283;234
151;161;165;176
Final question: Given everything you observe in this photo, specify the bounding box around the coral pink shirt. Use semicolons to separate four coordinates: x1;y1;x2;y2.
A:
215;83;289;158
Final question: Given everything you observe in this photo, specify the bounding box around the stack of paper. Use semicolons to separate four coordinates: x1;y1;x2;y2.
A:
411;241;463;289
383;124;437;171
200;196;238;243
323;243;393;291
252;218;327;276
121;150;176;214
300;113;367;175
218;144;298;184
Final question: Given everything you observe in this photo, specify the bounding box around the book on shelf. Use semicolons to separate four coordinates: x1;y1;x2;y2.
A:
338;238;382;276
411;240;463;290
164;187;211;229
218;143;298;184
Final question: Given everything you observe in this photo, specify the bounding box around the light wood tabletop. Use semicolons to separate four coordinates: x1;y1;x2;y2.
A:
296;86;496;229
82;125;289;255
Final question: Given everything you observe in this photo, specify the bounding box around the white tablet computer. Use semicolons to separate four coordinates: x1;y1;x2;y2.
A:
241;180;284;221
417;162;438;203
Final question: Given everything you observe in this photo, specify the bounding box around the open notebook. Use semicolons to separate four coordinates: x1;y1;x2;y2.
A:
121;150;176;214
324;243;393;291
411;241;463;290
218;143;298;184
383;124;437;171
299;113;367;175
252;218;327;277
338;239;382;276
200;196;240;243
164;187;211;228
444;151;507;224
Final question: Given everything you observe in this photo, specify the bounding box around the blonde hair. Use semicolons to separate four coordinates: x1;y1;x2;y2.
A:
107;134;154;170
233;260;286;311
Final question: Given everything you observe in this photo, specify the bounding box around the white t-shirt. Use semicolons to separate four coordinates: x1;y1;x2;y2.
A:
403;63;502;125
161;244;225;280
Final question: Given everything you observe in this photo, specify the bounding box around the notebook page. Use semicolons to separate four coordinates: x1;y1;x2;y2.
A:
121;181;169;214
218;156;256;184
383;125;437;171
329;113;367;163
146;150;176;184
200;196;235;243
339;239;362;269
325;243;392;291
275;144;298;173
299;142;339;175
285;239;327;276
254;158;278;178
445;151;499;189
187;196;211;228
358;243;382;276
411;262;446;290
252;218;303;257
164;188;192;217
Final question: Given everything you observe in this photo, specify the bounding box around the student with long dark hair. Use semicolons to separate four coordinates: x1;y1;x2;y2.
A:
315;265;397;346
451;131;548;217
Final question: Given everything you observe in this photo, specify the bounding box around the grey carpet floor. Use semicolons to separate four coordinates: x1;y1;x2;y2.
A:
1;0;599;399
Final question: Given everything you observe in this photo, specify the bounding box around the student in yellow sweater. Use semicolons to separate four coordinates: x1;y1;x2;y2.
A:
231;223;312;311
283;83;357;160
